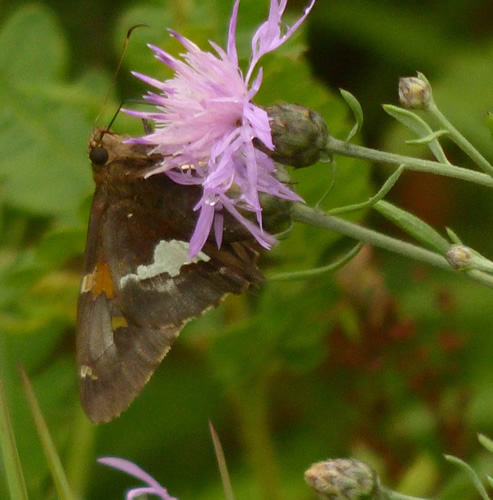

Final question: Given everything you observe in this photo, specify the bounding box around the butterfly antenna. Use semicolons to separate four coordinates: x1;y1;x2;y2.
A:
106;103;124;131
94;24;149;125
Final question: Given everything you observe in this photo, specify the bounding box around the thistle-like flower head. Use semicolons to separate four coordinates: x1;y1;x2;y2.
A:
125;0;316;256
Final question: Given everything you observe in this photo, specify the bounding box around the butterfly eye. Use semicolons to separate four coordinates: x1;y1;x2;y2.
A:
90;146;109;165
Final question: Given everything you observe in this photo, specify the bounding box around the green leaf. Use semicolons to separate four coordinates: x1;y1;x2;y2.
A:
478;433;493;454
444;454;490;500
446;227;462;244
374;200;450;253
0;5;66;82
268;243;362;281
383;104;449;164
405;129;448;145
340;89;364;142
0;5;96;218
328;165;404;216
0;379;29;500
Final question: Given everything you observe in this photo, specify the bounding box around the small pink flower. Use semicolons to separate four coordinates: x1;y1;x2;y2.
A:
126;0;316;257
98;457;177;500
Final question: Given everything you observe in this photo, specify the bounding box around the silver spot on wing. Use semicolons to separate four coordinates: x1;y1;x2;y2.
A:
120;239;210;288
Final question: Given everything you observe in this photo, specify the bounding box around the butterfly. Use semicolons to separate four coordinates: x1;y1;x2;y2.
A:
77;128;261;423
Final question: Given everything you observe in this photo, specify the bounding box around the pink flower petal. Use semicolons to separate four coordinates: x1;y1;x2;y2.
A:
98;457;177;500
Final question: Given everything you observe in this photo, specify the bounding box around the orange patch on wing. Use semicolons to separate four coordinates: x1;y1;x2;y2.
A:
82;263;115;299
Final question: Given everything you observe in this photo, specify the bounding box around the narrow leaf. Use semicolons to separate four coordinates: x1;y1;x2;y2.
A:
340;89;363;142
268;243;363;281
383;104;450;164
374;200;450;254
446;227;462;245
328;165;404;216
274;224;293;241
209;421;235;500
406;129;448;145
479;434;493;454
19;366;76;500
0;379;29;500
444;454;490;500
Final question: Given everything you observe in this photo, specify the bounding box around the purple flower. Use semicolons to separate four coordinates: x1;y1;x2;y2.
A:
98;457;177;500
125;0;316;257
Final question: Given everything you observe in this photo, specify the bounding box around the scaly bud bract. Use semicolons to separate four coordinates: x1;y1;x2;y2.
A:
398;76;431;109
256;103;329;168
305;458;380;499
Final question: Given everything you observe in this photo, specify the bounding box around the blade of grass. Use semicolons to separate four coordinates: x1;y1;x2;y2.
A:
19;366;76;500
0;378;29;500
209;421;235;500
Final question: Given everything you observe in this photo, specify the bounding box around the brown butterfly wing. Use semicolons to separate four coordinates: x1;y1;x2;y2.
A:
77;130;261;423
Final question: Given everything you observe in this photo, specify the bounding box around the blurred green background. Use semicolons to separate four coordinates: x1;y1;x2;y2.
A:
1;0;493;498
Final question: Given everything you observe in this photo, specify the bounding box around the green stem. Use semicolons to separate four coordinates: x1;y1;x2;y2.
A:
428;102;493;178
380;485;431;500
292;203;493;289
325;136;493;189
231;378;283;500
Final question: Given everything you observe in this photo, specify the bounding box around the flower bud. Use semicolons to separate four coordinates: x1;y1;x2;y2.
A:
304;458;380;499
256;104;329;168
398;76;431;109
259;164;294;234
445;245;473;270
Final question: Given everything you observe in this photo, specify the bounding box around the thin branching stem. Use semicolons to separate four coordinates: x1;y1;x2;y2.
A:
292;203;493;289
325;135;493;189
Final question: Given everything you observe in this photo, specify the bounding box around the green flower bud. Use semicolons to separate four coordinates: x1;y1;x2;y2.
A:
398;76;431;109
305;459;380;499
259;164;294;234
256;103;329;168
445;245;473;271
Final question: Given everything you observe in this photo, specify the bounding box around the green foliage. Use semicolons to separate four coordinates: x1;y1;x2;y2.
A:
374;200;450;254
340;89;364;143
0;5;94;218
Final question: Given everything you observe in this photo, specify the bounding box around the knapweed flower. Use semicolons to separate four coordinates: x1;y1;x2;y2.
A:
125;0;316;257
98;457;177;500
